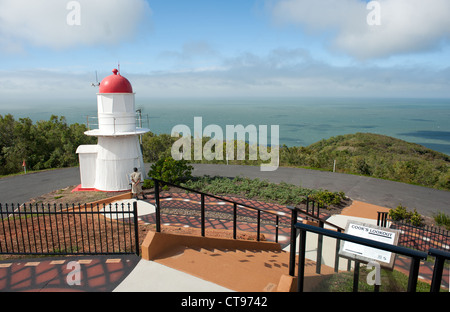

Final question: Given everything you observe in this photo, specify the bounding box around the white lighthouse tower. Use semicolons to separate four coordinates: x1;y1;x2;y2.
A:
76;69;150;192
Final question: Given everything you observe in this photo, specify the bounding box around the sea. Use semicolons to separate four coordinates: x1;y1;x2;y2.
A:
2;97;450;156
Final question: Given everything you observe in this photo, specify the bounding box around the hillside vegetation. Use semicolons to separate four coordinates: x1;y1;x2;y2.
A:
142;131;450;191
1;114;448;191
0;114;95;175
280;133;449;190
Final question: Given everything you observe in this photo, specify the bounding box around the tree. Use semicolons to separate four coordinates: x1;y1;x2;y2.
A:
146;156;193;188
142;132;176;162
0;114;96;176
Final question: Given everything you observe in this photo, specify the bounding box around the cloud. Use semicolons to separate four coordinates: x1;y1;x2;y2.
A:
0;68;95;102
1;48;449;101
0;0;152;52
129;49;450;98
269;0;450;60
158;41;220;69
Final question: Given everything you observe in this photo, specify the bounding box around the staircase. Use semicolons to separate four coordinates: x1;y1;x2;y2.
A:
141;231;336;292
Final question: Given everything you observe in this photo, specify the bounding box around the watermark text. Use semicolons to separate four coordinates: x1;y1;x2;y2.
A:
66;261;81;286
367;1;381;26
67;1;81;26
171;117;279;172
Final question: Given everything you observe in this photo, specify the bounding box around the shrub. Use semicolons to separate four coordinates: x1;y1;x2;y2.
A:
181;176;344;207
433;212;450;230
353;157;371;175
389;204;423;226
146;156;193;189
389;204;411;221
410;209;423;227
308;190;346;207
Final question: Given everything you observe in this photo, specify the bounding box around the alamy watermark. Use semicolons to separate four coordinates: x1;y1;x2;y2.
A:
171;117;280;172
66;261;81;286
366;261;382;286
367;1;381;26
67;1;81;26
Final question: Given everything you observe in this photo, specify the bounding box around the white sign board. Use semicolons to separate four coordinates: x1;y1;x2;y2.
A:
339;221;400;269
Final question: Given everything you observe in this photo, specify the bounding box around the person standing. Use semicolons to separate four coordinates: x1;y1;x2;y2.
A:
130;167;146;199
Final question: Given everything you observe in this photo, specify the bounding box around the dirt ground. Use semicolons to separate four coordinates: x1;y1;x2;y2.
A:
17;185;346;248
25;185;130;206
2;184;446;262
24;185;442;229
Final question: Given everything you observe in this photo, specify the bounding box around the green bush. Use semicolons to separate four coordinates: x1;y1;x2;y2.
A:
389;204;423;226
389;204;411;221
279;133;450;191
433;212;450;230
410;209;423;227
182;176;346;207
0;114;96;175
308;190;346;207
146;156;193;189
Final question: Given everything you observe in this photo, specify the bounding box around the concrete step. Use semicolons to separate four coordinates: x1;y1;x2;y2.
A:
155;246;335;292
141;230;337;292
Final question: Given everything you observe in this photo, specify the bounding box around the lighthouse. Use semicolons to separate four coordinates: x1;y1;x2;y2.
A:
76;69;150;192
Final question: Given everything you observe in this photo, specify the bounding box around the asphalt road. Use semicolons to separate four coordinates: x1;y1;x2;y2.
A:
0;167;81;207
0;164;449;217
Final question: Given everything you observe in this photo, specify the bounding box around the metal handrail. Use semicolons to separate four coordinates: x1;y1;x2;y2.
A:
428;248;450;292
286;205;345;232
86;113;150;131
294;222;428;292
285;205;345;276
151;178;293;242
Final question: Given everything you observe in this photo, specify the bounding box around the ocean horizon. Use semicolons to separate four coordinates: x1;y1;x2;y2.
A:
2;97;450;156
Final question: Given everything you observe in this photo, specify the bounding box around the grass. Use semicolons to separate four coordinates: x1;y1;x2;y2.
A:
180;176;347;207
434;212;450;230
141;132;450;191
281;133;450;191
314;265;446;292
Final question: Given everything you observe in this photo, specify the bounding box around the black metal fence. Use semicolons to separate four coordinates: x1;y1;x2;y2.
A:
293;222;431;292
0;202;140;256
377;211;450;253
288;214;450;292
152;178;293;242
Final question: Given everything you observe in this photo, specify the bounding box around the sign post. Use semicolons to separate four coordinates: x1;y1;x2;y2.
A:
339;220;400;270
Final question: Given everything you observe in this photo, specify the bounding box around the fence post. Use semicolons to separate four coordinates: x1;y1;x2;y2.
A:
297;228;307;292
257;210;261;242
407;257;421;292
430;256;444;292
154;179;161;233
353;261;360;292
316;220;324;274
306;199;309;220
133;201;140;256
233;203;237;240
201;194;205;237
429;248;450;292
275;215;279;244
334;228;341;272
289;208;298;277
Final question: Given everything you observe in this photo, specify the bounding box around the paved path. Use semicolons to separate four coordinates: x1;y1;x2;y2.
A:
0;164;449;217
1;195;448;292
0;167;80;206
0;255;140;292
191;164;450;217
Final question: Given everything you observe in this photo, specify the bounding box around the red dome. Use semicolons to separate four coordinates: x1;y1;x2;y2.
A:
99;69;133;93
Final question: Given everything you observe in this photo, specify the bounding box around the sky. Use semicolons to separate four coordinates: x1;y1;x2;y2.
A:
0;0;450;102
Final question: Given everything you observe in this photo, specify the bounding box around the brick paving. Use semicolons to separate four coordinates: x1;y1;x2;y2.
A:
0;255;140;292
1;192;448;292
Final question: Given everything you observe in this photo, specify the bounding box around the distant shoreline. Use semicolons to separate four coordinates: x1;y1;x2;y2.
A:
2;97;450;155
